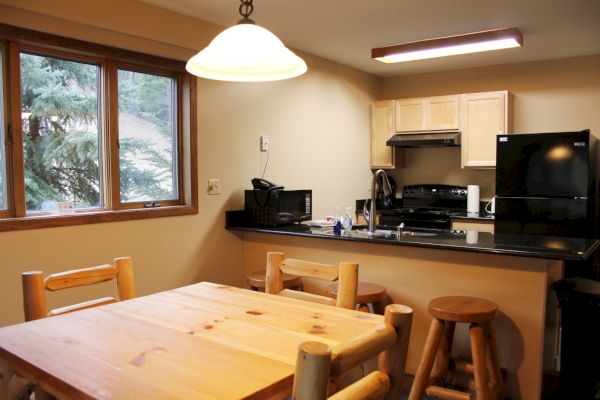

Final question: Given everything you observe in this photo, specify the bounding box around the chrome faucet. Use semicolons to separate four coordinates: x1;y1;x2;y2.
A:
363;169;392;234
396;222;405;237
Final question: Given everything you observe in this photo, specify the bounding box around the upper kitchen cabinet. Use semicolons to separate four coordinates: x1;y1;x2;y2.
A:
395;95;459;132
461;91;513;168
371;100;396;169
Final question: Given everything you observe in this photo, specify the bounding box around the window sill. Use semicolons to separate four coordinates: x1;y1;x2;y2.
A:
0;205;197;232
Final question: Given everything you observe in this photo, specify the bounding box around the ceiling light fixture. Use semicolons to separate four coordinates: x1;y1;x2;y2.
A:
186;0;307;82
372;28;523;64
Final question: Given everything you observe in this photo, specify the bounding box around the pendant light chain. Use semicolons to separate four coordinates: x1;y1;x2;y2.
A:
239;0;254;19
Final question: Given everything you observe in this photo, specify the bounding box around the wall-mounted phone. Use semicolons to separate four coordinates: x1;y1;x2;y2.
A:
251;178;284;191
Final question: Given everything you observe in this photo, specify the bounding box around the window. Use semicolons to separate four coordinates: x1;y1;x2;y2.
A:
0;24;197;231
118;69;178;203
21;53;102;211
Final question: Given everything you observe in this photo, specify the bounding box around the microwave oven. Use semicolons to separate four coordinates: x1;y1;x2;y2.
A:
244;189;312;226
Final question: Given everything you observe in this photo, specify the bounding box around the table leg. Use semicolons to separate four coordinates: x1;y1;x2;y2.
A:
11;375;34;400
34;387;53;400
1;357;40;400
1;357;12;400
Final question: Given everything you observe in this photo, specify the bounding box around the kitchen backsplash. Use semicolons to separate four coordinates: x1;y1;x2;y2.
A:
385;147;496;200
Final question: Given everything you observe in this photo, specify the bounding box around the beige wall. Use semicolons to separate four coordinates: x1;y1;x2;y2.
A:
0;0;380;326
382;55;600;200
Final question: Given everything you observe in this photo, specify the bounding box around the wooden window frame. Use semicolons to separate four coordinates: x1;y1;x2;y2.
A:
0;23;197;232
0;39;10;219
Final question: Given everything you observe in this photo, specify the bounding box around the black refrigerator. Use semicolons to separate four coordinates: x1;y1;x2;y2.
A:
495;130;598;238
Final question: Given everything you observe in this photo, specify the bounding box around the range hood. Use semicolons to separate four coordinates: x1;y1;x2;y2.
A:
386;132;461;147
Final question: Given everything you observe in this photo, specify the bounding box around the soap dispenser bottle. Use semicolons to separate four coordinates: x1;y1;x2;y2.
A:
342;207;353;232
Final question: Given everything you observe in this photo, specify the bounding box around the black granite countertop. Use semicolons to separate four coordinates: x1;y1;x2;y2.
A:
226;217;599;261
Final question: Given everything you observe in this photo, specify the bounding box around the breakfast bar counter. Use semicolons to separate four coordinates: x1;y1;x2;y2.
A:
227;220;599;400
226;222;598;262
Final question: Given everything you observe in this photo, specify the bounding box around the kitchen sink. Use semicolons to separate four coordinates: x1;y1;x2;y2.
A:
353;229;438;238
353;229;394;237
397;231;438;237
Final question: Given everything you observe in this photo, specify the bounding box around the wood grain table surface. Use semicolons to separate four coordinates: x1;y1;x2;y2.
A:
0;282;383;399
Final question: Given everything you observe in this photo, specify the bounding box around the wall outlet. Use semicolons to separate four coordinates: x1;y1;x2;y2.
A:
208;178;220;195
260;135;269;152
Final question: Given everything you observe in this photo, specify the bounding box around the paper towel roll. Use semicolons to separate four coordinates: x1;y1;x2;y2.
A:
466;230;479;244
467;185;480;213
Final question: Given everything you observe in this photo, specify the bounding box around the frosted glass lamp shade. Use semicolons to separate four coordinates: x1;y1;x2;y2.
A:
186;23;307;82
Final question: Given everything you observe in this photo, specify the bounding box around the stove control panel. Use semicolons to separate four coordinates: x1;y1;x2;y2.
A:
403;184;468;200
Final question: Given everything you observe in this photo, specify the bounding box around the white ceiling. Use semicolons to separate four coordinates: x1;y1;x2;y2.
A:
140;0;600;77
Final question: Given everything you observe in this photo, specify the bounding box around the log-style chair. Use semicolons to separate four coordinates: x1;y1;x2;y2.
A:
11;257;135;399
292;304;414;400
264;251;358;309
22;256;136;321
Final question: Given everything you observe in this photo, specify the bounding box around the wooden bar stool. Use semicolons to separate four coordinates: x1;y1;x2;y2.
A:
246;270;302;292
409;296;503;400
325;282;388;314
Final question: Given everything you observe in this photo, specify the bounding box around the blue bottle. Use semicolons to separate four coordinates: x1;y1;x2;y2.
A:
333;207;342;235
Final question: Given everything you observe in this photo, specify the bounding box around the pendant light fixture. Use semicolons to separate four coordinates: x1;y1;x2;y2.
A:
186;0;307;82
372;28;523;64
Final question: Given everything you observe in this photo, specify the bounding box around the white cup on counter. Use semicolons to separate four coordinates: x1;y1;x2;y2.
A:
467;185;480;213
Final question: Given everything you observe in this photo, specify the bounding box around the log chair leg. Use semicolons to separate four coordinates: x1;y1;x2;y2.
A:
429;321;456;386
470;323;492;400
379;304;413;400
408;317;446;400
483;321;503;398
292;342;331;400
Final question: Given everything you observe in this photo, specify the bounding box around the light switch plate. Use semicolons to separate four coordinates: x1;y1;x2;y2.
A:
208;179;220;195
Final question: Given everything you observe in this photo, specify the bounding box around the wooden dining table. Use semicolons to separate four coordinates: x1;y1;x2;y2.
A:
0;281;385;399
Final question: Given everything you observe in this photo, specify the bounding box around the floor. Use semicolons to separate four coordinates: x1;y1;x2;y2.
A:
399;371;564;400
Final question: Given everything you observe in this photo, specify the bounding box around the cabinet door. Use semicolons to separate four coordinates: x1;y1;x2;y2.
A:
461;91;512;168
371;101;395;168
427;95;459;130
395;99;426;132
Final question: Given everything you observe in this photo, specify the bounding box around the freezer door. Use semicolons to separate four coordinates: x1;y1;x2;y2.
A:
494;197;592;237
496;132;590;198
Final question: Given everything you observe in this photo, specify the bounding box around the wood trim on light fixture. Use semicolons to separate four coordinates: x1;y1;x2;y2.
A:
371;28;523;62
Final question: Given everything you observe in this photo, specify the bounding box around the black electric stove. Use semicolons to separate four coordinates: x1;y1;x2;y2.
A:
378;184;468;230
